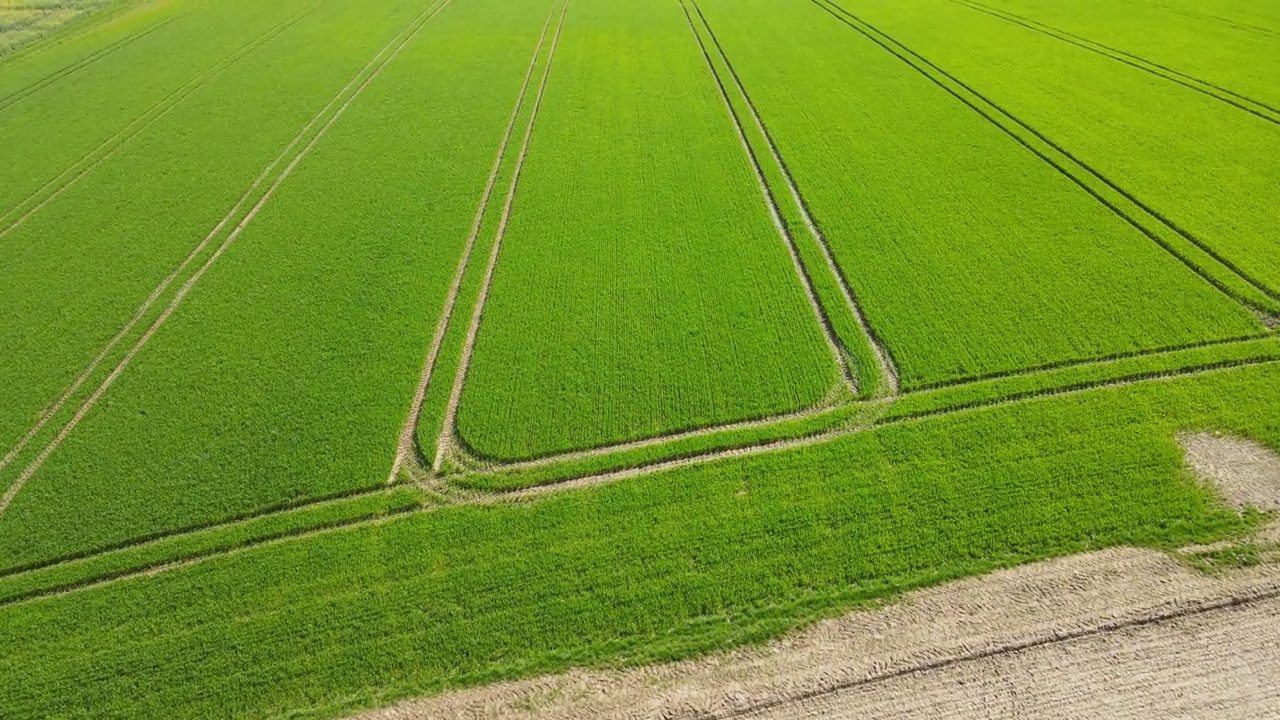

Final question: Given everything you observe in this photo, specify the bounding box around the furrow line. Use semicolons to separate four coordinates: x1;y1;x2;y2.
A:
0;0;455;518
689;0;899;397
469;335;1277;481
952;0;1280;125
3;353;1274;588
0;484;399;580
0;6;316;240
495;403;839;473
679;0;855;395
496;357;1280;499
810;0;1280;314
431;0;571;472
389;0;564;485
0;12;180;112
0;1;426;481
0;505;430;609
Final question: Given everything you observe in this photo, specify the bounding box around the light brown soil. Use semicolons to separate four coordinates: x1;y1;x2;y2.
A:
355;435;1280;720
1182;431;1280;511
354;548;1280;720
745;595;1280;719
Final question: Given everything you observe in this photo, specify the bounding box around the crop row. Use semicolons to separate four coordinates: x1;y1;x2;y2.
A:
450;0;843;463
0;0;422;480
3;361;1276;718
693;0;1266;391
0;0;308;214
461;335;1280;492
0;487;424;607
843;0;1280;298
0;0;560;572
972;0;1280;112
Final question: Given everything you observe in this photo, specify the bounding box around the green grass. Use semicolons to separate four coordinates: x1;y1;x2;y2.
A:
2;363;1277;719
0;0;558;572
0;1;1277;717
453;0;841;461
846;0;1280;297
693;0;1265;390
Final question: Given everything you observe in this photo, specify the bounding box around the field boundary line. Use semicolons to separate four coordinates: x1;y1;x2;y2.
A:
389;0;564;485
0;6;316;242
3;352;1275;590
908;332;1270;393
679;0;855;396
712;582;1280;719
490;358;1280;499
952;0;1280;125
462;335;1279;483
0;8;181;113
494;403;846;473
0;1;420;481
688;0;898;397
431;0;570;472
809;0;1280;314
0;0;456;519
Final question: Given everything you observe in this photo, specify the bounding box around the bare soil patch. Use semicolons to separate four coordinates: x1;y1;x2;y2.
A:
352;546;1280;719
1181;431;1280;512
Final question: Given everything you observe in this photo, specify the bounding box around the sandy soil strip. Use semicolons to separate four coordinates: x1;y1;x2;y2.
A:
688;0;899;397
354;435;1280;719
352;550;1280;719
0;0;455;519
431;0;571;473
389;0;564;485
680;0;854;395
0;7;315;241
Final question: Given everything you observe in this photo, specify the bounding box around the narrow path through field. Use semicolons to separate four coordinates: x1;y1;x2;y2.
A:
0;6;316;242
390;0;564;485
494;357;1280;500
431;0;570;472
5;361;1279;610
0;0;457;519
457;335;1277;487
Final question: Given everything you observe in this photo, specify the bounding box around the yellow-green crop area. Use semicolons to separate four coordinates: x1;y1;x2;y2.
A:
0;0;1276;716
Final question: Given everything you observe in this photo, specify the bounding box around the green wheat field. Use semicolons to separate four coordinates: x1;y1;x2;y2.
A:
0;0;1277;716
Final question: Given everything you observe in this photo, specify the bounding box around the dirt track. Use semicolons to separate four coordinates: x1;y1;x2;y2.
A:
356;433;1280;719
